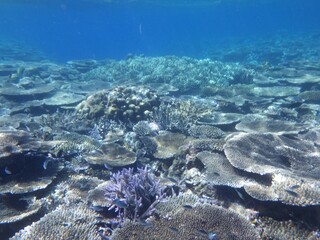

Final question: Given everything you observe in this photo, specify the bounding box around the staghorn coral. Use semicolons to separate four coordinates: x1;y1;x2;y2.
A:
105;167;166;222
10;204;100;240
152;98;214;133
133;121;160;137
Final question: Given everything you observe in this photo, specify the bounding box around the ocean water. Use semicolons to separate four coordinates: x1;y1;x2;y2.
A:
2;1;320;239
0;0;319;61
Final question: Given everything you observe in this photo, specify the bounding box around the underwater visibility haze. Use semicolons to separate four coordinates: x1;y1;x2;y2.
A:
1;0;320;239
1;0;320;60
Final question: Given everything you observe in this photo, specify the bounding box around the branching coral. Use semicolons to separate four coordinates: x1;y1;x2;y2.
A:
105;167;166;222
152;98;213;133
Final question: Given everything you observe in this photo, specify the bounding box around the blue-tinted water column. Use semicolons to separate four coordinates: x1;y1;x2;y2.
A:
0;0;319;61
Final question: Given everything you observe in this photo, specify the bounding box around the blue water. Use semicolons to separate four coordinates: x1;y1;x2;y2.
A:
0;0;320;62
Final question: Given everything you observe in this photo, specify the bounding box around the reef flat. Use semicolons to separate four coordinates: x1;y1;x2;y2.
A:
1;33;320;239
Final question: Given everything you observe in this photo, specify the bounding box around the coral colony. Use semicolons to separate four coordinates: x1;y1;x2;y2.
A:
105;167;166;222
2;32;320;239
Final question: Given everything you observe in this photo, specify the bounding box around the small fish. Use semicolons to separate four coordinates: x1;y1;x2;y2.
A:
213;172;220;177
25;124;30;132
208;232;217;240
167;177;179;184
285;189;299;197
98;226;112;236
112;199;128;208
43;159;50;170
4;167;12;175
138;219;153;228
197;229;208;235
235;189;245;200
289;185;300;190
139;184;146;191
104;163;113;170
160;198;169;203
95;216;104;221
62;222;71;227
90;205;105;212
182;205;193;209
168;227;179;233
197;229;217;240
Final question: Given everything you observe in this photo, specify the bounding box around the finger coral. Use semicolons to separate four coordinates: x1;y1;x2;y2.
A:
105;167;166;222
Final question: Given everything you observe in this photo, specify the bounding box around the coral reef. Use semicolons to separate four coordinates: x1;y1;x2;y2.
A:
82;56;252;92
2;33;320;239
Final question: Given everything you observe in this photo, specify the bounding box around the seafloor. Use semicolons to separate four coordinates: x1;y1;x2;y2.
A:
1;32;320;240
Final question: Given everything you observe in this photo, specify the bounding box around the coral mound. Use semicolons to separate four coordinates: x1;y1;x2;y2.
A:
111;203;259;240
10;204;100;240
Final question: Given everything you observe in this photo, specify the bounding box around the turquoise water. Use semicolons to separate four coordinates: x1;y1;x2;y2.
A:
1;0;319;61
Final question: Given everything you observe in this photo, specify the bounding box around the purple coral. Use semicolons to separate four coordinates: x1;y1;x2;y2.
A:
105;167;166;222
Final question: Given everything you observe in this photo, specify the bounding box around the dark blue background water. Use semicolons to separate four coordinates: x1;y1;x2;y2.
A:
0;0;319;62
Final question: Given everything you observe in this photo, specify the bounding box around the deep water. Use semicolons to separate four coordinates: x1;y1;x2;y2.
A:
0;0;320;62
